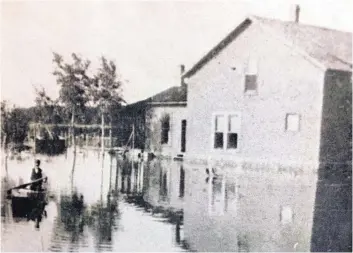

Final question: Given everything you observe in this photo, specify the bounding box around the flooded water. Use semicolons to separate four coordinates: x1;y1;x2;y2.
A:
1;148;351;252
1;149;189;252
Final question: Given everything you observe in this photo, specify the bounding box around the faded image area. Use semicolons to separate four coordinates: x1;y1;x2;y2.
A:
1;0;352;252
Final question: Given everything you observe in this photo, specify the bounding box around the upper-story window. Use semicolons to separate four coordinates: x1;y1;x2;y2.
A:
161;115;170;144
244;57;258;94
285;113;300;132
214;115;225;149
213;112;241;150
227;115;239;149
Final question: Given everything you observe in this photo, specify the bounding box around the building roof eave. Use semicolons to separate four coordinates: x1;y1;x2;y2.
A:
148;101;187;107
183;17;253;78
183;15;352;79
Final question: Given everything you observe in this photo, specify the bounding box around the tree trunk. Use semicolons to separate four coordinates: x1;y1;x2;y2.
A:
71;108;76;152
109;153;113;192
2;133;7;151
71;148;77;193
109;122;112;148
101;113;105;155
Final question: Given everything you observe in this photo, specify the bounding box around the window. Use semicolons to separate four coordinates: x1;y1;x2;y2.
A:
181;120;187;152
161;115;170;144
213;113;241;150
214;115;225;149
245;74;258;92
227;115;240;149
244;57;258;93
179;165;185;198
280;206;293;224
286;113;300;132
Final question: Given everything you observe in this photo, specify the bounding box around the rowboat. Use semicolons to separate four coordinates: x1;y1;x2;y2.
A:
7;177;48;218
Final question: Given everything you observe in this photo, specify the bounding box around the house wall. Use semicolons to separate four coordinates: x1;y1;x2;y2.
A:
186;21;325;168
318;70;352;165
182;21;327;252
311;70;352;252
145;105;187;157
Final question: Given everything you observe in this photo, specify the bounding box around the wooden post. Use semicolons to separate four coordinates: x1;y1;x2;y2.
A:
109;124;112;148
33;125;37;154
27;129;31;144
101;113;105;156
131;124;134;169
109;152;113;193
115;156;120;192
71;108;76;152
85;131;88;149
67;130;69;146
132;124;136;192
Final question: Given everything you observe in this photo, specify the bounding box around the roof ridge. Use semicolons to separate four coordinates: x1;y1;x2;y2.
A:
184;15;352;78
251;15;352;35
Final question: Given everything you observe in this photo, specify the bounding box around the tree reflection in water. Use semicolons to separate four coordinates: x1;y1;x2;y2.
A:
51;190;119;251
56;191;86;250
87;193;120;251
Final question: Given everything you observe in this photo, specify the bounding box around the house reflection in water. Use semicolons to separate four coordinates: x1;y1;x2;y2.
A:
143;158;185;212
118;153;336;252
182;163;317;252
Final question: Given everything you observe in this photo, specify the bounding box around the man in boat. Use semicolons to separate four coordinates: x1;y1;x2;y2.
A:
30;159;44;191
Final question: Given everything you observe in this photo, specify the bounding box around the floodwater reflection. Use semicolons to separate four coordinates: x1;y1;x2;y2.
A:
1;149;188;252
3;148;346;252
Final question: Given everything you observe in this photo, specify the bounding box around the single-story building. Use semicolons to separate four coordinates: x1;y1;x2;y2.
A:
116;66;187;159
144;68;187;159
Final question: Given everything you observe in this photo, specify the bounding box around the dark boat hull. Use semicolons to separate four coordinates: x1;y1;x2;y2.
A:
9;189;47;218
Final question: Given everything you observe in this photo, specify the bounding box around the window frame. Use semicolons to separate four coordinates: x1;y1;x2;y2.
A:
160;114;171;146
211;112;241;152
244;57;259;95
280;205;294;225
213;114;226;149
244;74;259;94
285;113;301;132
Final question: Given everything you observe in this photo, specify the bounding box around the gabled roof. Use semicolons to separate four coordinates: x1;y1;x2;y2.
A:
121;85;187;114
147;85;187;105
184;16;352;78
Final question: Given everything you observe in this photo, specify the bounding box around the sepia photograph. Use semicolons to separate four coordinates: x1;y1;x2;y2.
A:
1;0;352;252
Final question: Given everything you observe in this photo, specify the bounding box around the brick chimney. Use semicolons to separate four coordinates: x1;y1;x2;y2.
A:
180;64;186;87
295;5;300;23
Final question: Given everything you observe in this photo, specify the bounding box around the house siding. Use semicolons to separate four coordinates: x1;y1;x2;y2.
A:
183;21;327;251
311;70;352;252
145;105;187;158
186;22;324;168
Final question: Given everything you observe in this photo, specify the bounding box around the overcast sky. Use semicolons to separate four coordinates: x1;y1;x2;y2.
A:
1;0;352;107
